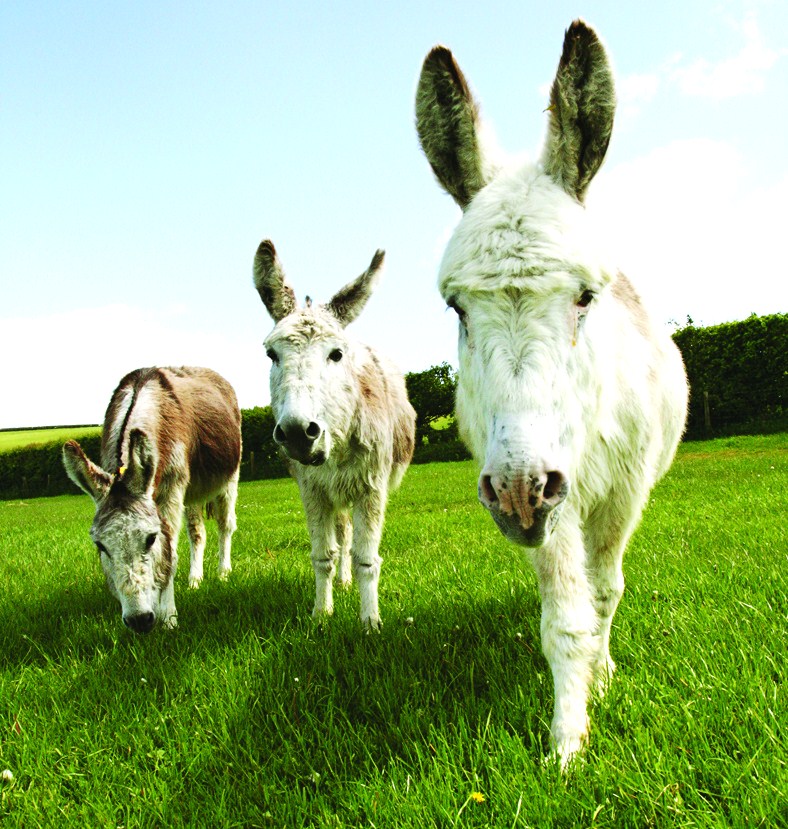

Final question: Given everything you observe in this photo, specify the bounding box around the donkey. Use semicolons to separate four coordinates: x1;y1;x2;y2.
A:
416;20;688;765
62;366;241;633
253;240;416;630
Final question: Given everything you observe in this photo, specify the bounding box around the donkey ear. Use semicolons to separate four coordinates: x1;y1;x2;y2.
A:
253;239;298;322
416;46;493;209
326;249;385;327
62;440;111;501
541;20;616;202
124;429;157;496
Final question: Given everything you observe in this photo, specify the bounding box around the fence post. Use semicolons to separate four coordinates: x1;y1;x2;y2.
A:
703;390;711;432
250;450;255;479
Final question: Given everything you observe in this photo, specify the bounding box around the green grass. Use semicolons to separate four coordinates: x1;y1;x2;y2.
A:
0;434;786;827
0;427;101;453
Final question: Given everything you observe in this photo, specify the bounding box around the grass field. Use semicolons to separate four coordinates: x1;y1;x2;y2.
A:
0;427;101;453
0;434;786;827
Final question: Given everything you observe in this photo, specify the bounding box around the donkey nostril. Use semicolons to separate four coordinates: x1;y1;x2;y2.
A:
125;611;155;634
305;421;321;440
479;474;498;505
543;471;568;503
273;424;287;444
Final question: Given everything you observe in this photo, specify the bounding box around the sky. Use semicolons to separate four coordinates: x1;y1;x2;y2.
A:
2;0;786;429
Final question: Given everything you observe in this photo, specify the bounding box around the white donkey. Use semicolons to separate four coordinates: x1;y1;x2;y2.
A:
253;240;416;630
62;366;241;633
416;20;688;765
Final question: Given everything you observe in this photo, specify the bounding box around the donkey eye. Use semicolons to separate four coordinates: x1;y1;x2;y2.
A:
266;347;279;364
577;290;595;308
96;541;109;558
328;348;344;363
145;533;157;550
447;298;466;322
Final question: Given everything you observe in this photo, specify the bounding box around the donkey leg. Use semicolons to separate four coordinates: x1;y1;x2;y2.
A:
587;542;626;695
302;488;339;618
212;471;239;581
311;518;338;619
156;494;185;629
336;511;353;589
186;505;207;589
533;521;598;768
584;486;649;694
352;491;386;631
589;545;624;696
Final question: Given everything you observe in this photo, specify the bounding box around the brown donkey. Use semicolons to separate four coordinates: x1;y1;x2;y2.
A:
63;366;241;633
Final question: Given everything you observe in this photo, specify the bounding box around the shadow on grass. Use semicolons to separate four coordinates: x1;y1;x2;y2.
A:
0;568;305;667
1;563;555;790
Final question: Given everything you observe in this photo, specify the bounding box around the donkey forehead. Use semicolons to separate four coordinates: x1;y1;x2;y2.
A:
265;308;345;350
438;167;612;297
91;495;158;538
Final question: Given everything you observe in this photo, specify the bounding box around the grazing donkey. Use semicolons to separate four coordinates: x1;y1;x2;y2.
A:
416;20;688;765
62;366;241;633
253;240;416;630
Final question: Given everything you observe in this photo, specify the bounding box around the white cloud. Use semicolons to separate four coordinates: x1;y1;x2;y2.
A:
587;138;786;328
0;304;268;429
616;72;661;120
670;12;787;98
613;11;786;129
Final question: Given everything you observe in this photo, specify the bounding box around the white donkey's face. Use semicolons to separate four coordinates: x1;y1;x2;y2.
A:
264;308;357;466
440;177;611;546
253;240;384;467
417;22;617;546
63;431;172;633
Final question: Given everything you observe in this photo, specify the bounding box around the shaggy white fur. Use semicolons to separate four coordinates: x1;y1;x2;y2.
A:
417;20;688;766
254;241;416;630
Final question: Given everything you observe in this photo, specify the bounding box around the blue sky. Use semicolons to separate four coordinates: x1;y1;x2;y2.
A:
2;0;786;428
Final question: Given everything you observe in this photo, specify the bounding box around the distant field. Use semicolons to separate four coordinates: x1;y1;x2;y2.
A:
0;426;101;453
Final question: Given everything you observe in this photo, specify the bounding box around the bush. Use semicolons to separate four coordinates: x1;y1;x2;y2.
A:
405;363;457;430
413;419;471;464
672;313;788;439
0;434;102;500
239;406;289;481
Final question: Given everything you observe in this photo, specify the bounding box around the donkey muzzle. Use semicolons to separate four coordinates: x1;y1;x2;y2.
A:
123;610;156;634
478;468;569;547
273;416;327;465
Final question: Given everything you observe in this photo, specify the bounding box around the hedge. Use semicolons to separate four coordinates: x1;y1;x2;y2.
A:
0;434;105;500
0;409;469;501
672;313;787;440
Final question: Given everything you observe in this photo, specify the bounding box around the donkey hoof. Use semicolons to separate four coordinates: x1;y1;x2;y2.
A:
362;616;382;633
546;732;588;772
312;607;334;623
542;748;585;774
188;576;203;590
218;568;232;582
162;613;178;630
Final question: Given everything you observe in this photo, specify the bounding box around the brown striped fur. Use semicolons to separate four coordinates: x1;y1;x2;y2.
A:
63;366;241;632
